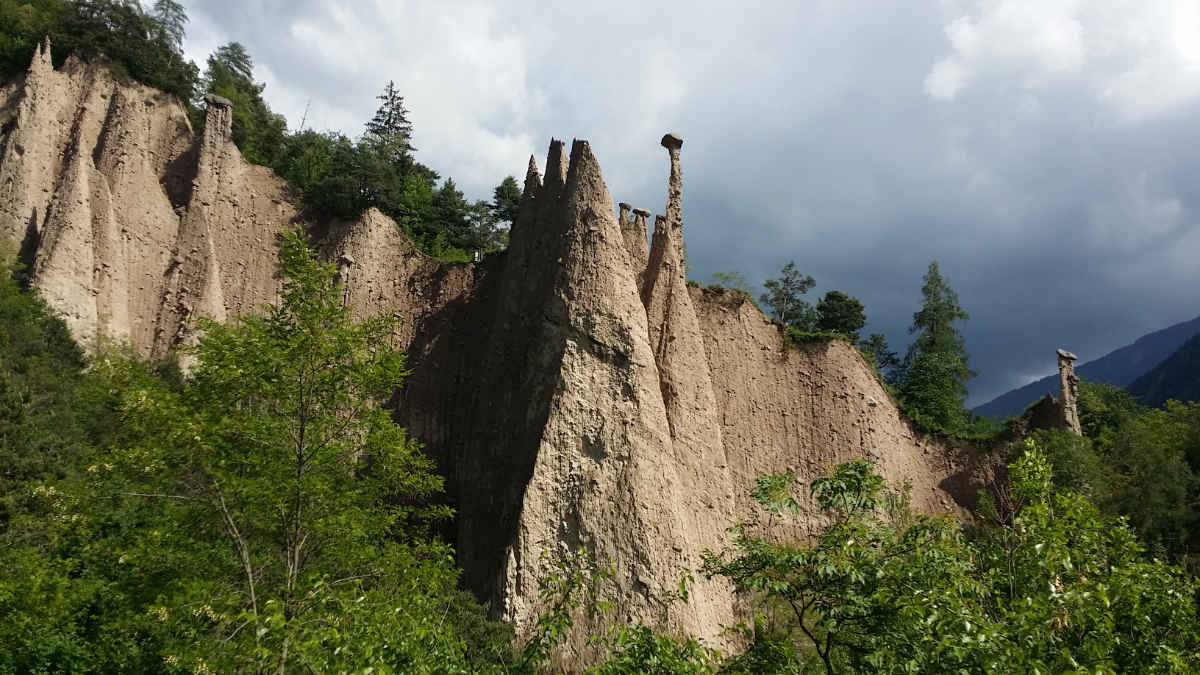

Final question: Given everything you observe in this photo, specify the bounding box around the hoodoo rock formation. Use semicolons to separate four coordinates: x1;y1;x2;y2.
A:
1;51;984;662
1057;348;1082;435
1020;349;1085;436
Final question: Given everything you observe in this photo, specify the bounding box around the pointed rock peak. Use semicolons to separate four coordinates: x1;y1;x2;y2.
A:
29;36;52;74
565;139;604;189
524;155;542;193
661;132;683;150
545;139;568;190
653;214;667;234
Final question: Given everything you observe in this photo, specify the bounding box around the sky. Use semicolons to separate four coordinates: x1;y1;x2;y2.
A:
177;0;1200;406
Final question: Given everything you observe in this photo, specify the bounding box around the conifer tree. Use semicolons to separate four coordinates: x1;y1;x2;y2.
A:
491;175;522;225
364;80;414;161
897;261;973;431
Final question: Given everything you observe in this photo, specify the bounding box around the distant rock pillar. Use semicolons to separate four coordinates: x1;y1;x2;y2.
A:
1056;348;1081;435
660;133;684;266
617;203;650;289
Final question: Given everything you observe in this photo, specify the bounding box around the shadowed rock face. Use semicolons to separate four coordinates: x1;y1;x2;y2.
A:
1;53;986;666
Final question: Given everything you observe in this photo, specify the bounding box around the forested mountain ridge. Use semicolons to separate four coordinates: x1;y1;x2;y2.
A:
975;314;1200;418
1129;332;1200;408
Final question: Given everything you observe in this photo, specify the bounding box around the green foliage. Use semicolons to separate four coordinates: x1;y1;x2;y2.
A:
1099;400;1200;568
709;270;754;299
0;256;113;527
1029;428;1107;496
1033;381;1200;573
704;448;1200;674
0;0;199;104
0;234;512;672
0;257;168;671
857;332;900;382
1078;379;1147;450
197;42;287;166
363;80;414;160
760;261;816;331
587;624;718;674
783;327;846;348
492;175;523;226
149;0;185;50
271;129;363;218
815;290;865;340
266;82;504;260
896;261;974;434
0;0;63;78
514;549;611;670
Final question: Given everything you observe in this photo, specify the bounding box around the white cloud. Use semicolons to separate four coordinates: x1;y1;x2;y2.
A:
182;0;545;199
925;0;1200;120
177;0;1200;405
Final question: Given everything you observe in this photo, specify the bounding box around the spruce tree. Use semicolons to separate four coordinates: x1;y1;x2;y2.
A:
897;261;973;431
491;175;522;225
364;80;414;161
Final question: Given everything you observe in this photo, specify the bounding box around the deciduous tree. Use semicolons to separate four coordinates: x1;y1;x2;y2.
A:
760;261;816;331
815;290;865;339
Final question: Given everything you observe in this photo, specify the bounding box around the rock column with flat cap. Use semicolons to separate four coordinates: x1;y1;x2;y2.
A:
617;202;651;284
661;133;685;265
1057;348;1081;435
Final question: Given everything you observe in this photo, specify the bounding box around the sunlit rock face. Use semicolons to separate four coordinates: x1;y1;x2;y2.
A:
2;50;984;667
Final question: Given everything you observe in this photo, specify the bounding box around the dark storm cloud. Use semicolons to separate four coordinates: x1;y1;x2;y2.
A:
179;0;1200;405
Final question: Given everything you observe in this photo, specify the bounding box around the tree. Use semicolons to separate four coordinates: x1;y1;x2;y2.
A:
364;80;414;162
896;261;972;432
815;290;865;339
76;231;498;670
198;42;287;166
36;0;200;103
209;40;252;80
703;444;1200;673
858;332;899;380
760;261;816;331
0;0;65;79
467;200;507;253
710;270;754;298
150;0;186;49
492;175;522;226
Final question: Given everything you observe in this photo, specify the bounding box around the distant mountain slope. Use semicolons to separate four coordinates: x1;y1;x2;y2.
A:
974;315;1200;418
1128;333;1200;407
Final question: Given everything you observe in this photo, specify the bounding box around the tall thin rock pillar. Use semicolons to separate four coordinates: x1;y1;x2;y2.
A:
1057;348;1081;435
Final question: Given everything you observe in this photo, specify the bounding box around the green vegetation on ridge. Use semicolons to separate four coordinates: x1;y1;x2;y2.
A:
0;0;514;262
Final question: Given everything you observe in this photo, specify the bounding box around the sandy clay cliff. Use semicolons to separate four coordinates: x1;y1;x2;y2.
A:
1;48;991;660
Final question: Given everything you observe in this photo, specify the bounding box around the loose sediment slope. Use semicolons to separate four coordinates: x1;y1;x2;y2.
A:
1;49;982;663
